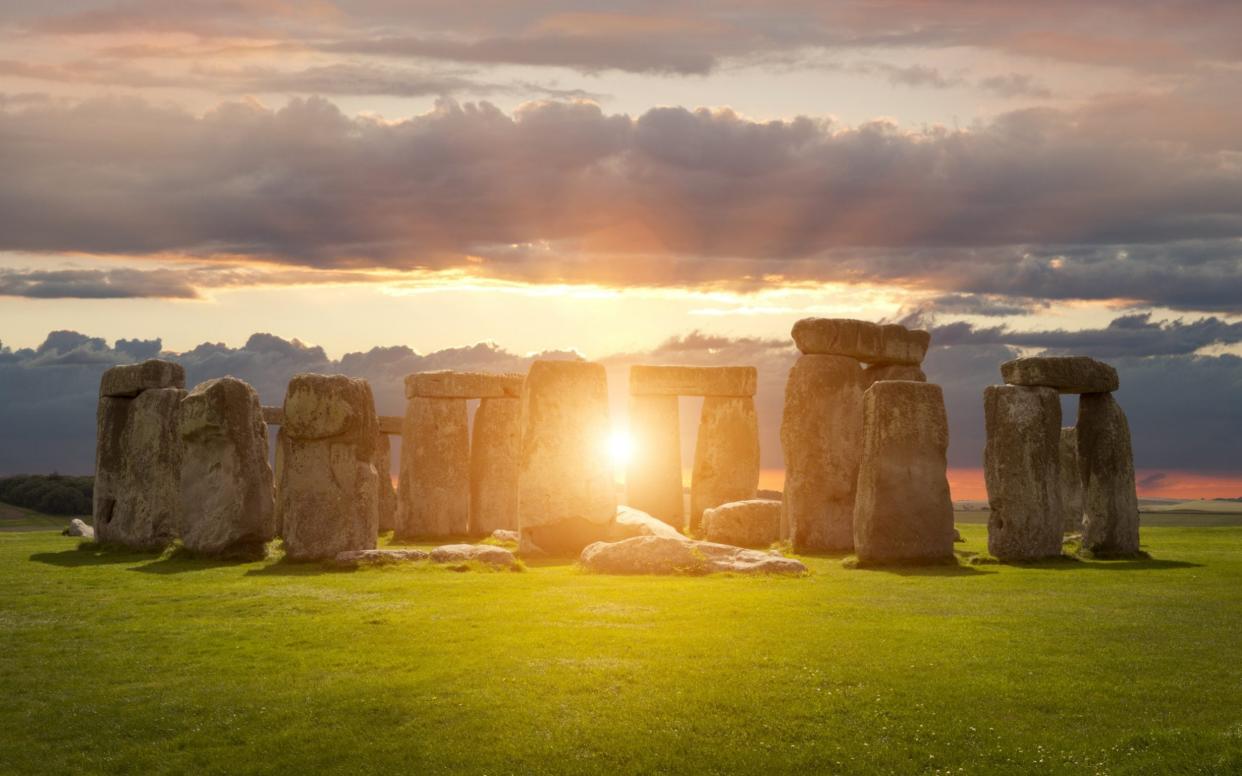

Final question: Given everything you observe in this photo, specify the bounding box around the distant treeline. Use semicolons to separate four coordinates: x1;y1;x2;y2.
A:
0;474;94;516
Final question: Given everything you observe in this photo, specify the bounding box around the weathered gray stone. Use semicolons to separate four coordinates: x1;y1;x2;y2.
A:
863;363;926;387
261;406;284;425
282;372;377;441
853;381;956;565
517;360;616;554
177;377;275;557
1058;426;1084;533
491;529;519;544
629;365;757;397
606;506;689;542
397;397;470;538
93;387;184;550
99;359;185;398
625;394;684;528
405;371;524;399
375;432;397;533
62;518;94;539
470;397;521;535
690;396;760;535
1001;356;1119;394
983;385;1064;561
277;374;379;561
580;536;806;575
792;319;930;365
703;499;782;548
1077;393;1141;556
377;415;402;435
332;548;429;567
430;543;519;569
780;355;864;552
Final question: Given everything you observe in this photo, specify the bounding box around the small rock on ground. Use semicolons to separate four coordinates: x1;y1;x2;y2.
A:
580;535;806;576
62;518;94;540
431;543;519;569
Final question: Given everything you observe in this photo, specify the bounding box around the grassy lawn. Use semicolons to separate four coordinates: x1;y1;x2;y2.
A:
2;519;1241;775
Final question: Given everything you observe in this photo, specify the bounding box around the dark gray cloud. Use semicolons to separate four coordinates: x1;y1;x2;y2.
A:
929;313;1242;358
3;328;1239;486
0;267;199;298
2;95;1240;310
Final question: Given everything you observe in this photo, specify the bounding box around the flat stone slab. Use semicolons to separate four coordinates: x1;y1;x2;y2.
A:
791;319;930;365
629;365;757;397
405;371;524;399
703;499;782;548
332;548;430;567
430;543;519;568
377;415;402;435
606;506;690;542
261;406;284;425
99;359;185;398
1001;356;1119;394
580;536;807;576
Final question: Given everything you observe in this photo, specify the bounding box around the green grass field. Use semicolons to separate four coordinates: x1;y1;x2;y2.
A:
3;513;1241;775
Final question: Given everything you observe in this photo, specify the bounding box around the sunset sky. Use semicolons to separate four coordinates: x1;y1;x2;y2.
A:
1;2;1240;497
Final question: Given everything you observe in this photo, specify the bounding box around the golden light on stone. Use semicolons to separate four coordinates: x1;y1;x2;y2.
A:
606;429;636;468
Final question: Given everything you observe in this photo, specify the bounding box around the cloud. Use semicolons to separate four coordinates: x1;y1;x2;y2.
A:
1;95;1240;310
977;73;1052;99
0;267;200;298
928;313;1242;358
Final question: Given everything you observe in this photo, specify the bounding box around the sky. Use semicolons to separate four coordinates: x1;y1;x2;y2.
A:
1;1;1240;497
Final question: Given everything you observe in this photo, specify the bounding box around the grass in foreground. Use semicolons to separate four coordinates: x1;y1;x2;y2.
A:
2;521;1241;775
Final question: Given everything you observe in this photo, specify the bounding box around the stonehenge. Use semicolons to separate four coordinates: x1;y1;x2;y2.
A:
177;377;275;557
854;381;955;565
94;359;186;550
397;371;524;539
517;360;616;554
982;356;1140;560
781;318;930;553
702;499;782;548
627;365;760;533
276;374;380;561
983;385;1064;561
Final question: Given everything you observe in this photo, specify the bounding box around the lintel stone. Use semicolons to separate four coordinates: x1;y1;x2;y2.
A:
404;371;524;399
1001;356;1119;394
629;365;757;397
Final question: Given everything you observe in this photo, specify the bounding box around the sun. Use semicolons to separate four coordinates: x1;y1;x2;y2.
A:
606;429;636;467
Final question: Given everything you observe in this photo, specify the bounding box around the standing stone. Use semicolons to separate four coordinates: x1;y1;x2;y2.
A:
1077;393;1141;556
853;381;955;564
94;385;185;550
780;355;864;552
177;377;275;557
983;385;1064;561
626;394;684;529
277;374;379;561
470;397;522;535
99;359;186;398
690;396;760;534
1058;426;1084;533
397;397;470;538
518;360;616;554
863;363;926;387
375;432;397;533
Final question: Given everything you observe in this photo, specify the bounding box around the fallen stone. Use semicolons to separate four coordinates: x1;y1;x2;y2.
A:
983;385;1064;561
99;359;185;398
580;536;807;576
629;365;757;397
93;387;184;551
282;372;378;441
853;381;956;565
863;363;926;387
397;397;469;538
792;319;930;365
430;543;519;569
953;528;965;543
690;396;760;534
606;506;689;542
491;529;519;544
470;397;521;536
780;355;864;552
376;415;403;435
703;499;782;548
625;394;684;528
277;374;379;561
1058;426;1084;533
62;518;94;540
405;371;524;399
1077;393;1141;556
1001;356;1119;394
518;360;616;554
177;377;276;557
332;548;430;567
375;431;397;533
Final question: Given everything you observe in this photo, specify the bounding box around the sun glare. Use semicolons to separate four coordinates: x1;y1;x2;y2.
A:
606;429;636;468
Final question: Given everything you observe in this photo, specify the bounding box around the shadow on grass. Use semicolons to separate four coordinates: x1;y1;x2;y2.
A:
243;559;335;577
29;542;158;568
844;557;994;577
970;553;1202;571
